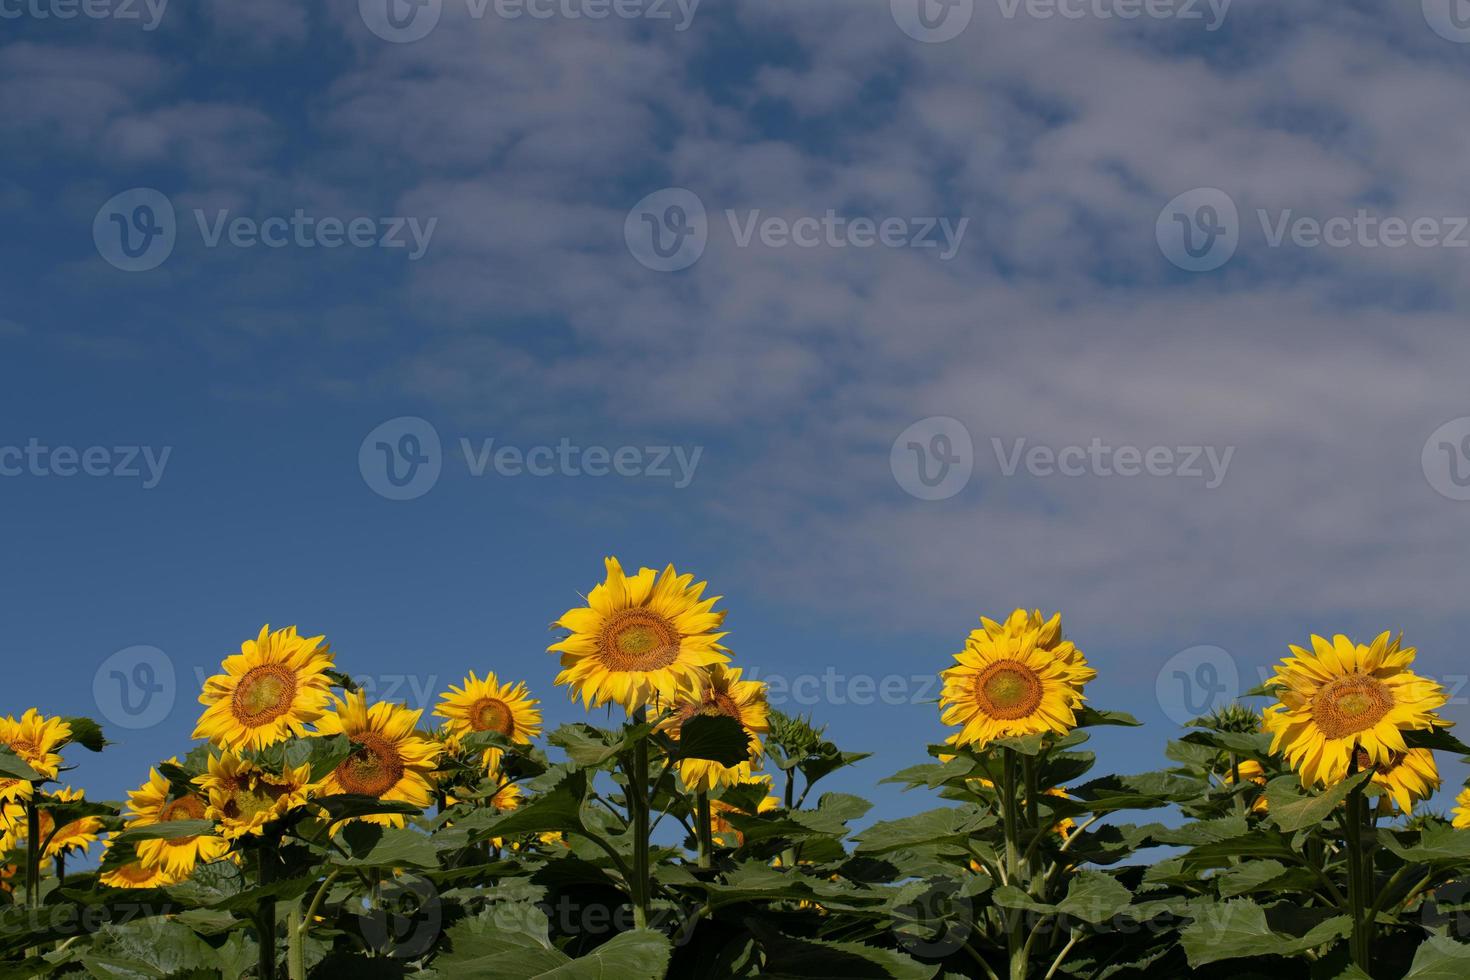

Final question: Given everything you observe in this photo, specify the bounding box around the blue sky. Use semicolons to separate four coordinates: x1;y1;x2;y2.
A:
5;0;1470;826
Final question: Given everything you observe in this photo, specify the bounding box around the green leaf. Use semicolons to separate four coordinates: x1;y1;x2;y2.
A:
1075;707;1143;728
1180;900;1350;967
113;819;215;843
449;771;590;845
332;824;440;869
746;921;937;979
436;926;672;978
1265;771;1370;832
283;734;354;781
311;794;425;824
1056;872;1134;925
674;713;751;766
1404;726;1470;756
0;747;41;781
1378;823;1470;867
1404;935;1470;979
61;716;109;752
854;806;989;855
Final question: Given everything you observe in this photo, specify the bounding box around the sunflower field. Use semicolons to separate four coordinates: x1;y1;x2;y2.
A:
5;558;1470;979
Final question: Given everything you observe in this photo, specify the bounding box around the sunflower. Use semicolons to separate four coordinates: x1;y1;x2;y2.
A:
315;691;440;827
98;840;181;890
1262;633;1448;788
1356;747;1440;815
434;672;541;771
978;609;1088;666
195;751;315;840
708;777;779;847
662;665;769;792
1454;787;1470;830
123;764;230;876
1222;759;1270;814
193;625;335;751
0;709;71;804
939;611;1096;750
549;557;729;713
31;787;104;859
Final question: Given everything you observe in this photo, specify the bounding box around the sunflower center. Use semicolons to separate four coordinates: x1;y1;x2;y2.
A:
8;739;37;761
225;778;290;822
973;660;1044;720
599;610;679;672
1353;747;1402;775
231;665;297;726
335;732;405;797
1313;675;1394;740
469;697;515;735
158;795;206;846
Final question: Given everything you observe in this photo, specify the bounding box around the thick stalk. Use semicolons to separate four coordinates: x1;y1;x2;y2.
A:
695;791;714;870
1344;781;1369;973
25;795;40;908
257;842;279;980
630;710;651;929
287;897;305;980
1001;749;1027;980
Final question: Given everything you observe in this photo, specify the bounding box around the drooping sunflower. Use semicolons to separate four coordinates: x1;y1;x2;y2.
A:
1262;633;1448;788
662;664;770;792
939;611;1096;750
195;751;315;840
193;625;335;751
709;776;780;847
315;691;440;826
31;787;104;859
549;557;729;713
434;672;541;771
1356;747;1440;815
1222;759;1270;814
1454;787;1470;830
0;709;71;804
123;763;230;876
98;839;181;890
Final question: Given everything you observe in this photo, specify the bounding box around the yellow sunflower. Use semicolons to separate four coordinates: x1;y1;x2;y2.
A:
123;764;230;877
978;610;1088;666
1222;759;1270;814
709;777;779;847
1454;787;1470;830
549;557;729;713
1263;633;1448;788
98;839;181;890
434;672;541;771
939;611;1096;749
662;665;770;792
315;691;440;827
193;625;335;751
1356;747;1440;815
195;751;315;840
31;787;104;859
0;709;71;803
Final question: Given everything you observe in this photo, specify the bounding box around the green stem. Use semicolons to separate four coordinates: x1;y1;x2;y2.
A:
630;709;652;929
258;841;279;980
1344;780;1369;973
287;898;305;980
1001;749;1027;980
695;791;713;871
25;792;40;908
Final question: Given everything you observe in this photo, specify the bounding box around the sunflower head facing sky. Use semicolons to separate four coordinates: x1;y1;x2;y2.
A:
316;691;441;826
124;763;230;877
1262;633;1448;788
548;557;729;713
435;671;541;771
663;664;770;792
939;609;1096;750
195;751;315;840
193;625;335;752
0;709;71;804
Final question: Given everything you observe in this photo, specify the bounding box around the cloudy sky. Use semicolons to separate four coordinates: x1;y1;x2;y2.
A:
5;0;1470;817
